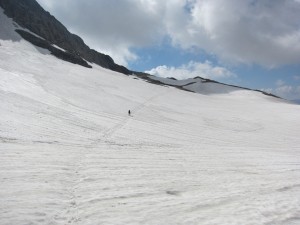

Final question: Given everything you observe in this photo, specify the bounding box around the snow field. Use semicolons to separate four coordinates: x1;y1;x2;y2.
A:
1;9;300;225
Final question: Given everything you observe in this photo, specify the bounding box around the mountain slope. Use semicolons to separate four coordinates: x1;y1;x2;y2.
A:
0;0;131;74
1;5;300;225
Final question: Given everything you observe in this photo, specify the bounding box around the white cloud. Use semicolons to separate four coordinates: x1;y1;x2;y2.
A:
276;80;285;87
293;75;300;81
145;61;235;80
166;0;300;67
37;0;166;65
36;0;300;67
263;84;300;100
276;85;293;94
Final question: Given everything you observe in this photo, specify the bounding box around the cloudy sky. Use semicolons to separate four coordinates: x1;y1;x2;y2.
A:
36;0;300;100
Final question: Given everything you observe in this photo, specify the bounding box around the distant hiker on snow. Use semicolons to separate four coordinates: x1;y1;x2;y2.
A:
128;110;131;116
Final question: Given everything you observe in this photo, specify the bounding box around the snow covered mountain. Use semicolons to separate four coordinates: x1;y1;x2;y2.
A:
0;0;281;98
1;2;300;225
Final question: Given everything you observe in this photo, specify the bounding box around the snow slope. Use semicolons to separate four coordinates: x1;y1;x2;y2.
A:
1;9;300;225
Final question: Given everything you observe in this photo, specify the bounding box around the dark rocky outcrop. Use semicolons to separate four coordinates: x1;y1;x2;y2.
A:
16;29;92;68
0;0;131;74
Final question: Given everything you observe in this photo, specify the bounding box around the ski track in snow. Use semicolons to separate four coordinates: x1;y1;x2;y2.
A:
102;89;170;140
52;89;172;224
1;9;300;225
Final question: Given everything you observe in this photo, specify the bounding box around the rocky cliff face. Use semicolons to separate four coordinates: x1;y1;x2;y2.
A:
0;0;131;74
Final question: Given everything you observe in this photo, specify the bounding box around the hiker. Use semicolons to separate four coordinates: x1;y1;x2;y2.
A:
128;110;131;116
